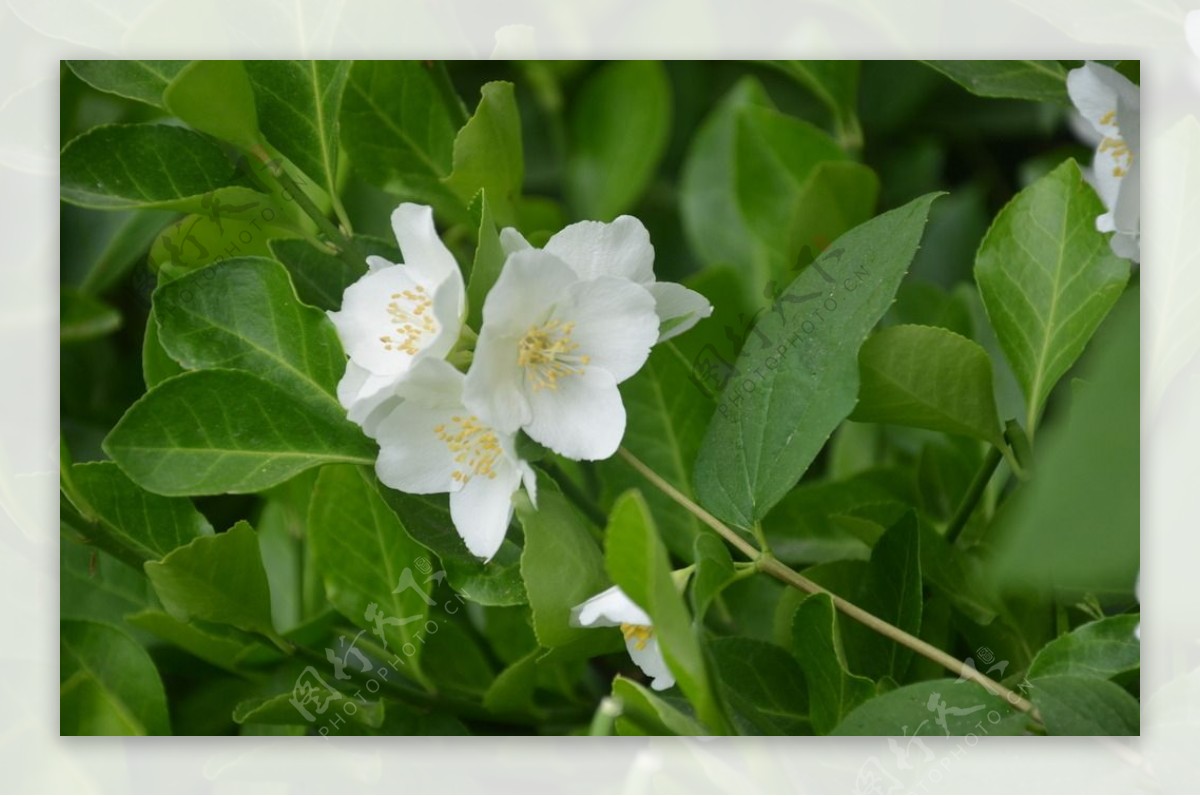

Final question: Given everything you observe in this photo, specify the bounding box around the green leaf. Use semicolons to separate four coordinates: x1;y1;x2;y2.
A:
234;686;384;730
269;238;366;311
689;533;735;622
103;369;374;496
791;593;874;735
379;489;526;607
60;538;156;640
61;620;170;736
844;512;923;680
1027;615;1140;681
61;124;256;212
851;324;1004;446
308;466;433;677
466;191;506;331
599;345;712;559
66;60;189;109
918;520;998;626
612;675;706;736
340;61;465;221
61;288;121;343
445;82;523;227
975;159;1129;433
1028;675;1139;735
142;306;184;389
832;679;1027;735
78;209;175;295
126;609;265;673
64;460;214;569
606;490;723;732
924;60;1069;103
423;618;496;697
149;207;295;274
153;257;346;411
144;520;278;641
989;291;1138;594
566;61;670;221
164;60;262;150
760;60;861;146
483;650;539;715
694;193;940;527
518;478;609;649
709;637;809;735
244;60;351;201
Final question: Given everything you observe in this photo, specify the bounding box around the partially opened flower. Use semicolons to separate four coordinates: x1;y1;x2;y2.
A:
1067;61;1140;262
500;215;712;341
329;204;466;434
373;357;536;561
463;249;659;460
571;585;674;691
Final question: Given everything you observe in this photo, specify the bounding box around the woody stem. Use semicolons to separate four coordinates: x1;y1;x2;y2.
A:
617;447;1043;724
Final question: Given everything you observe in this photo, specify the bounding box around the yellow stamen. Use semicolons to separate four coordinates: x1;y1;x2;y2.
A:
381;285;437;356
621;623;653;651
435;415;502;485
517;318;590;391
1098;134;1134;178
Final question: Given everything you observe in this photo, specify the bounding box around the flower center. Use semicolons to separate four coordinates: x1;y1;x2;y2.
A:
379;285;437;356
620;623;654;651
517;319;591;391
433;415;501;484
1098;110;1134;178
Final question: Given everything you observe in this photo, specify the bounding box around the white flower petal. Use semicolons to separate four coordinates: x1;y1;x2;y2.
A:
544;216;655;284
392;203;460;288
337;362;403;437
627;635;675;691
1110;231;1139;262
366;254;394;273
1067;61;1132;138
329;265;447;375
563;277;658;383
463;330;532;434
519;460;539;508
525;365;626;460
570;585;652;627
479;249;577;335
646;282;714;342
374;403;461;495
449;463;521;561
499;226;533;257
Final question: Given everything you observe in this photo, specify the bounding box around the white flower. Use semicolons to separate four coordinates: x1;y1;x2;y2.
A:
373;357;536;561
328;203;466;435
462;248;659;460
571;585;674;691
499;215;712;342
1067;61;1140;262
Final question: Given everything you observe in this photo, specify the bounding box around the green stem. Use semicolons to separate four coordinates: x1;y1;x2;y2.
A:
587;697;622;736
945;445;1002;545
618;446;1043;726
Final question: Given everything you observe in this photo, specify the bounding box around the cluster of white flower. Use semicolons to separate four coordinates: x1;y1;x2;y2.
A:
329;206;710;690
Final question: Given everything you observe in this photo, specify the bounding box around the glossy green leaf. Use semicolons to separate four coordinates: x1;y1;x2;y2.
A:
466;191;506;331
66;60;188;109
64;460;213;569
689;533;735;622
612;676;706;736
308;466;434;678
761;60;861;146
791;593;874;734
832;679;1027;735
142;306;184;389
164;60;262;150
144;520;277;641
423;619;496;697
1028;675;1139;735
606;490;723;733
924;60;1069;103
234;687;384;730
1028;615;1140;681
269;238;366;311
126;609;265;673
244;60;351;200
340;60;465;221
149;207;295;273
918;520;998;626
379;489;526;607
694;193;940;527
975;159;1129;433
78;209;175;295
61;288;121;343
483;651;539;715
566;61;670;221
709;636;809;735
518;480;608;649
61;124;253;212
851;324;1004;445
153;257;345;411
103;369;374;496
61;620;170;736
445;81;523;227
599;345;712;559
60;538;156;641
